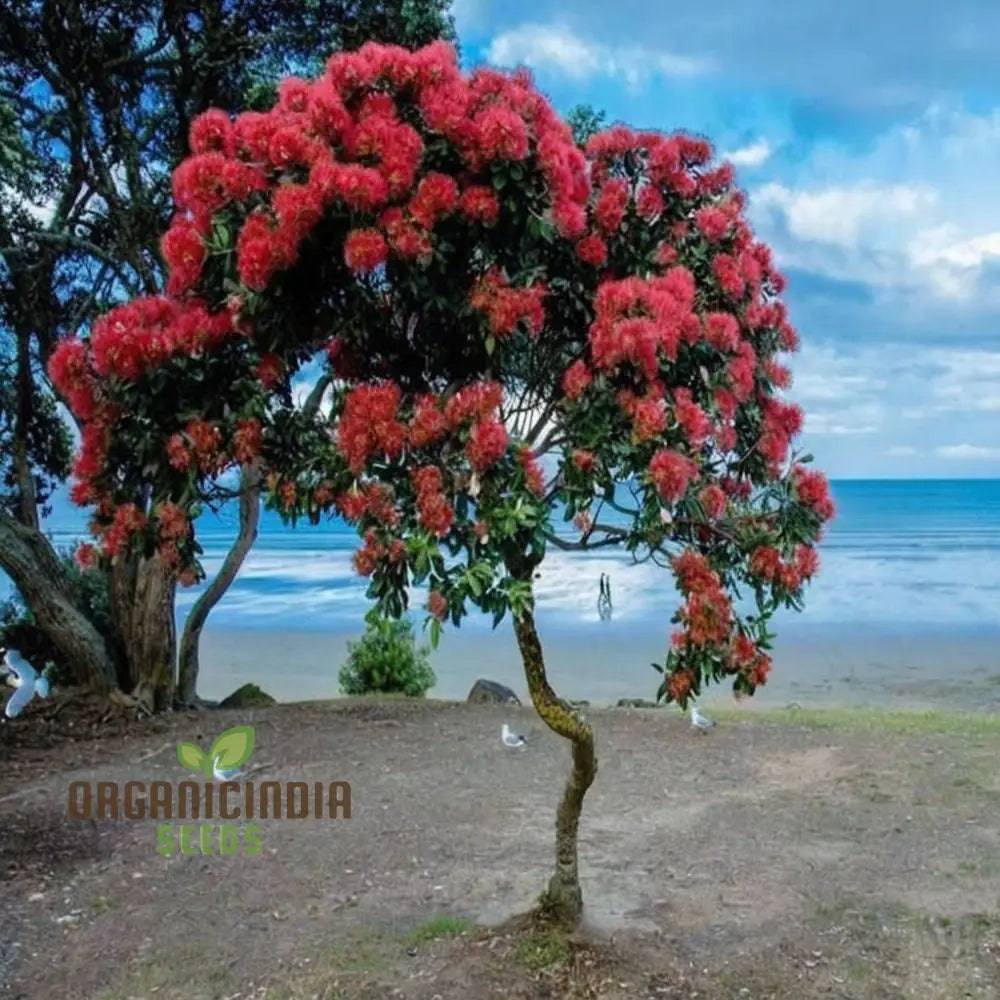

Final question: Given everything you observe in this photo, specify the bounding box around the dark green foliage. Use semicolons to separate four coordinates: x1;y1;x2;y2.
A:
339;617;436;697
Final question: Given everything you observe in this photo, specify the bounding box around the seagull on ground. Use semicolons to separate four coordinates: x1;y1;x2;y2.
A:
2;648;50;719
501;723;527;749
690;704;716;733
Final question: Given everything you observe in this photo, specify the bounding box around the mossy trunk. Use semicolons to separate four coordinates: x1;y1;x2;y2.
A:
109;551;177;712
507;557;597;926
0;511;117;690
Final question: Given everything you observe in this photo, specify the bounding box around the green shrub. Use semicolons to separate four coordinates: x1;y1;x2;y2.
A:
338;617;436;697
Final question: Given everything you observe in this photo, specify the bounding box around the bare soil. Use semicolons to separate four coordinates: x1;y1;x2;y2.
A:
2;695;1000;999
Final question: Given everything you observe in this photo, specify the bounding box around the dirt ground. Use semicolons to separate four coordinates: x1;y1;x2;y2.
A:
2;695;1000;999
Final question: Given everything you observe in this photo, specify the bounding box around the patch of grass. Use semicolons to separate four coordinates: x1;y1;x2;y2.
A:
93;961;173;1000
514;929;571;971
407;914;471;945
91;894;112;914
711;705;1000;737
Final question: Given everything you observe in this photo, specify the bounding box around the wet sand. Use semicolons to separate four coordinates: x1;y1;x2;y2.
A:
197;619;1000;714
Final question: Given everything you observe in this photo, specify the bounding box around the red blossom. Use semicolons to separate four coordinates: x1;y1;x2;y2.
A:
562;360;592;402
693;206;731;242
428;590;448;620
344;228;388;273
74;543;100;571
649;449;698;503
467;419;509;472
576;233;608;267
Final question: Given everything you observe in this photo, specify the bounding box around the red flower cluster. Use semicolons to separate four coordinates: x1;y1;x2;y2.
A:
162;41;591;301
408;394;450;448
517;445;545;496
412;465;454;537
562;360;592;402
344;228;389;273
649;449;698;503
588;269;697;380
335;482;399;526
670;550;733;646
427;589;448;620
467;419;509;472
336;383;406;473
469;269;546;338
792;465;835;521
103;502;147;559
233;418;263;464
576;232;608;267
74;543;100;571
52;298;237;390
353;529;386;576
459;185;500;225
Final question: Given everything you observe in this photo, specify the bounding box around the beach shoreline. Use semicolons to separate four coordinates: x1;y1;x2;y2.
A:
197;622;1000;715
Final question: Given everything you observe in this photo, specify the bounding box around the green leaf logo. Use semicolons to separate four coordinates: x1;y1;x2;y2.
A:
209;725;255;771
177;742;206;771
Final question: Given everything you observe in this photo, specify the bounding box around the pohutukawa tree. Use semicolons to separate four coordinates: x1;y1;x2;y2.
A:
49;41;834;924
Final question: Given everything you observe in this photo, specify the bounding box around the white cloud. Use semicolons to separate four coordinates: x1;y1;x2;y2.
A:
753;182;937;251
723;139;773;168
485;23;710;87
936;444;1000;461
921;349;1000;414
747;103;1000;302
804;414;878;436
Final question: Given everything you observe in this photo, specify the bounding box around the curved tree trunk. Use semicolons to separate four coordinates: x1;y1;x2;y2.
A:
177;464;262;706
109;551;177;712
507;557;598;927
0;511;117;690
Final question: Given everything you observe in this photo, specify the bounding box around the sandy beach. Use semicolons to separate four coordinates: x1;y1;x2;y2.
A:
197;621;1000;713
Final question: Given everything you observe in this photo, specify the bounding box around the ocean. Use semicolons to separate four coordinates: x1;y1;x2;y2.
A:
15;479;1000;640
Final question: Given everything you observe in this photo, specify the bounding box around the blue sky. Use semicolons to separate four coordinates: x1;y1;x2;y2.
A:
452;0;1000;478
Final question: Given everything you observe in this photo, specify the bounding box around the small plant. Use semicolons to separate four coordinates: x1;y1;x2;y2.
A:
514;929;571;971
407;914;471;946
338;617;436;698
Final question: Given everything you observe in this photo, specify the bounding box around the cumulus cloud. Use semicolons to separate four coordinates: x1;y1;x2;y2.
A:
745;103;1000;303
752;182;937;251
722;139;773;168
485;23;710;87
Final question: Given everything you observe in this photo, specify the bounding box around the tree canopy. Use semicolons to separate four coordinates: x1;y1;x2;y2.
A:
52;40;833;704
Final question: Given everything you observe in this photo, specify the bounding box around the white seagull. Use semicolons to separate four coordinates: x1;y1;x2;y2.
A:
2;648;50;719
501;723;527;749
690;705;716;733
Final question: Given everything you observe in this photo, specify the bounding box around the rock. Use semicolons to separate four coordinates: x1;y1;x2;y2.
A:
616;698;659;708
218;683;276;709
569;700;590;708
467;679;520;705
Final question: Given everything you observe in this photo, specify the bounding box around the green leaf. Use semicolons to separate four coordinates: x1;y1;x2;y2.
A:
177;742;206;771
209;724;255;770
